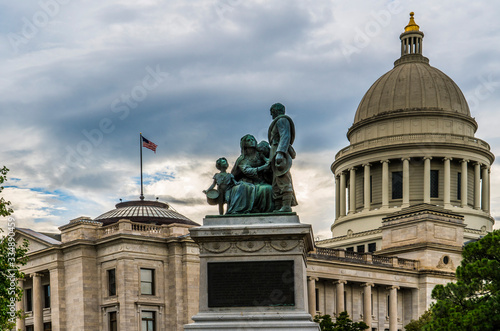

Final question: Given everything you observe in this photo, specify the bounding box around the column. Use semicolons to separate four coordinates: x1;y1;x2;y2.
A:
50;267;65;331
474;162;481;210
16;279;25;331
423;157;432;204
340;172;346;217
381;160;390;208
335;280;347;314
482;165;490;212
335;175;340;219
307;277;318;316
443;157;452;208
388;286;399;331
349;168;356;214
363;164;371;211
362;283;373;327
461;159;469;208
402;158;410;208
32;273;43;331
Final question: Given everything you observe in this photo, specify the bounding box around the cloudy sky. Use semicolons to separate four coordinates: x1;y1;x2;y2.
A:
1;0;499;239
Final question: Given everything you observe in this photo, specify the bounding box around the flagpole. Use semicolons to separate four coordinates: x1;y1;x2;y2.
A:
140;132;144;201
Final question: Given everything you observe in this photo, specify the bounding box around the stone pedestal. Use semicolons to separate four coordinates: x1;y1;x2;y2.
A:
184;214;320;330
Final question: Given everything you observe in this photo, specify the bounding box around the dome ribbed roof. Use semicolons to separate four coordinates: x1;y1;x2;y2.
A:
354;57;470;125
94;200;199;226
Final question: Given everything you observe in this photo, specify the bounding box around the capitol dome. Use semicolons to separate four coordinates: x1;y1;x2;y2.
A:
347;12;478;143
329;13;494;244
94;200;199;226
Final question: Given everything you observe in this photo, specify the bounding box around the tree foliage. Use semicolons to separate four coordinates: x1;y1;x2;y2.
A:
0;166;29;330
404;310;432;331
314;312;369;331
0;166;13;217
424;230;500;330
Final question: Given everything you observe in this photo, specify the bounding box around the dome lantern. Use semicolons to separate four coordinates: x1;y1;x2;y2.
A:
400;12;424;57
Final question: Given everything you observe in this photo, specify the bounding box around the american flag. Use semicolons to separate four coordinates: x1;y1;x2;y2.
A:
142;136;158;153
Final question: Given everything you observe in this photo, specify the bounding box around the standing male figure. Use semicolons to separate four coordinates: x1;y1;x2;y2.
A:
268;103;297;212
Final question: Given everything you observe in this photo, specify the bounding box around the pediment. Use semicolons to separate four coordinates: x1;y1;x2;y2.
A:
15;228;61;253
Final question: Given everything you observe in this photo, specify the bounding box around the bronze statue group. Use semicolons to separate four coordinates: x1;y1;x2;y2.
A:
203;103;297;215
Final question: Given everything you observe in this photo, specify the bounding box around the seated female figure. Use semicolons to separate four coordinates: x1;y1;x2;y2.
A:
226;134;274;214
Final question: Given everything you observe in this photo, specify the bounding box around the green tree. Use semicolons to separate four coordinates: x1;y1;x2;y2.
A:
404;310;432;331
314;312;369;331
424;230;500;331
0;166;29;330
0;166;13;217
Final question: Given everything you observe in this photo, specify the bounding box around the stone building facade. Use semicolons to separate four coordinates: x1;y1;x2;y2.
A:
14;201;200;331
13;13;495;331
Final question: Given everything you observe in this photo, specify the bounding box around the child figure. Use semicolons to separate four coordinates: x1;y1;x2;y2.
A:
203;157;236;215
256;140;273;185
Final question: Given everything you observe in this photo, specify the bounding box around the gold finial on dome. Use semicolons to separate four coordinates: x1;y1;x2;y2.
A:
405;12;420;32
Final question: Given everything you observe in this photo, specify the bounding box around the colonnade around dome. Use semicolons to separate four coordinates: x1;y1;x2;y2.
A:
332;154;492;238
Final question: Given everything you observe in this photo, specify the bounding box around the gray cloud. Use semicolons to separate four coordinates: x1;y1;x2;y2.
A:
1;0;499;233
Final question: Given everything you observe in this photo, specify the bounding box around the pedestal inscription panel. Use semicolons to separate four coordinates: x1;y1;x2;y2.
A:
207;260;295;308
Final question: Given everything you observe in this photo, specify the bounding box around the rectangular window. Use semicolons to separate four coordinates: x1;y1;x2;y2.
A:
315;288;319;312
392;171;403;199
457;172;462;200
344;291;347;313
141;311;155;331
26;288;33;312
108;269;116;296
109;311;118;331
361;292;364;315
140;269;155;295
26;326;34;331
43;285;50;309
387;295;390;316
43;322;52;331
368;243;376;253
431;170;439;198
370;176;373;203
357;245;365;253
346;247;354;252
